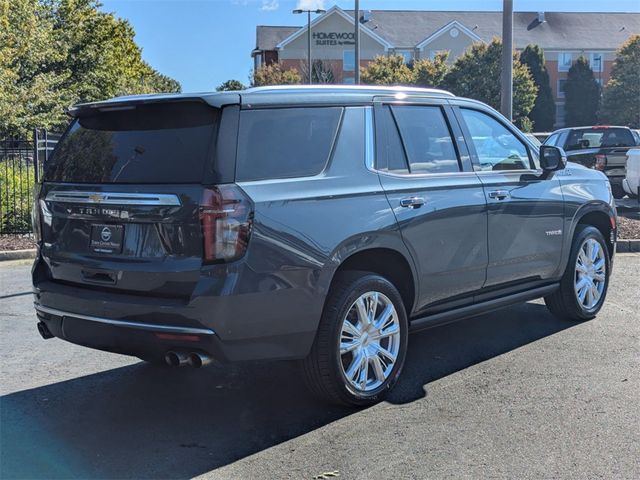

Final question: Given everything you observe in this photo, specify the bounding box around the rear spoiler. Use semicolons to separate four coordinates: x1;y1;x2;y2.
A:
66;93;241;118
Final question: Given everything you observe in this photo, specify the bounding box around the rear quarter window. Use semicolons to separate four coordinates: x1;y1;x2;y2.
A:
565;128;635;150
236;107;342;182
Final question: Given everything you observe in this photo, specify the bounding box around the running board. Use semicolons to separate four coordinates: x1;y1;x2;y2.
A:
409;283;559;333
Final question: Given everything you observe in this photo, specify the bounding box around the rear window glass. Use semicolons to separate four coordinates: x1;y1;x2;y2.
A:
236;107;342;181
565;128;635;150
44;102;218;183
391;105;460;174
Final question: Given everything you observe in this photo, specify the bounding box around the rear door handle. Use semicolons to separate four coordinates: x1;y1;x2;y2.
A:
400;196;425;208
488;190;510;200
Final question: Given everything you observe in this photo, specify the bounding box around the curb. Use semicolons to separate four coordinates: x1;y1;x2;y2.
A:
616;240;640;253
0;249;37;262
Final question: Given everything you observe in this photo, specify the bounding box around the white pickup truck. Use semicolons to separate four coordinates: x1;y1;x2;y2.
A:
622;148;639;199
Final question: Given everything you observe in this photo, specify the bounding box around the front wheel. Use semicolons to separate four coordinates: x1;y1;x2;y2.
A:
545;225;610;321
302;272;408;406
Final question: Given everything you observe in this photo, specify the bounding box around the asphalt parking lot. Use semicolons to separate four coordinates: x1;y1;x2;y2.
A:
1;256;638;479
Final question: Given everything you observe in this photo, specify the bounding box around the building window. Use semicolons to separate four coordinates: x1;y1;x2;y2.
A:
396;50;413;64
590;53;604;72
343;77;355;84
558;52;572;72
557;79;566;98
343;50;355;71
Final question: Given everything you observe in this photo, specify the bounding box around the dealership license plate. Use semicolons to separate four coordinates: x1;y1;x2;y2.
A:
90;224;124;254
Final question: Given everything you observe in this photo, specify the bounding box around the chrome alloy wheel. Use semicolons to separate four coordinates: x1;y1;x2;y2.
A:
339;291;401;392
574;238;606;310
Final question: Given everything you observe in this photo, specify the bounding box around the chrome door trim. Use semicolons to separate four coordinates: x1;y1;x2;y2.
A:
45;191;182;206
364;106;375;171
34;304;214;335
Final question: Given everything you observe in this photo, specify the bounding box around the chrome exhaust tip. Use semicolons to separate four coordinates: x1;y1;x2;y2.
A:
187;352;212;368
165;351;189;367
37;321;54;340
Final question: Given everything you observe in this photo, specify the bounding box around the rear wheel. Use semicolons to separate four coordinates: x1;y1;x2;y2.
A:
302;272;408;406
545;225;610;321
611;184;626;199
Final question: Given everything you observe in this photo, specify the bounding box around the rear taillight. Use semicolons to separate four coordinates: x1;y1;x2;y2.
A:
595;154;607;171
200;185;253;264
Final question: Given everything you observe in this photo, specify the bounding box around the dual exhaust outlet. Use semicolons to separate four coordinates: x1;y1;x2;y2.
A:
165;350;212;368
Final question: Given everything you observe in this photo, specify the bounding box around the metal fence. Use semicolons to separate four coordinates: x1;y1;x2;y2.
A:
0;129;60;234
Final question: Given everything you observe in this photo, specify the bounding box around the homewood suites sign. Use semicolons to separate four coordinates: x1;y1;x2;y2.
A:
313;31;355;46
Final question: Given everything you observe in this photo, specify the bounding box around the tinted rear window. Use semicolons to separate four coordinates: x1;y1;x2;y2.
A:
236;107;342;181
391;105;460;174
44;102;218;183
565;128;635;150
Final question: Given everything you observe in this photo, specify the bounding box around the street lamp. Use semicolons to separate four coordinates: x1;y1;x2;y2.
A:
595;55;603;88
293;8;326;84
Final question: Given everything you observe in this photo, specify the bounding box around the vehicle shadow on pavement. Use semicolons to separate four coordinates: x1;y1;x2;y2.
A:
0;301;578;479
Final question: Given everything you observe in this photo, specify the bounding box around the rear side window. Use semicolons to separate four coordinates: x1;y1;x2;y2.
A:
45;102;218;183
566;128;635;150
391;105;460;174
236;107;342;181
376;105;409;173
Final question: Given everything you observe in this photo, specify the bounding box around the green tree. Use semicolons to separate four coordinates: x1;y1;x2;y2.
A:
0;0;180;138
0;0;69;137
442;39;538;128
50;0;180;101
413;51;449;88
360;55;415;86
252;63;301;86
600;35;640;128
564;56;600;126
216;79;246;91
519;44;555;131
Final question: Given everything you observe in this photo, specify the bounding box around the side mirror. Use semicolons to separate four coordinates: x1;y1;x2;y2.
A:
539;145;567;173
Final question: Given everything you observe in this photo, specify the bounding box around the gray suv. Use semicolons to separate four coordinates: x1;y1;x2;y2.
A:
32;86;617;405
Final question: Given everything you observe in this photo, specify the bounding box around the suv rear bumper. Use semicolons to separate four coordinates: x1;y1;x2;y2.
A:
33;260;321;363
35;303;225;363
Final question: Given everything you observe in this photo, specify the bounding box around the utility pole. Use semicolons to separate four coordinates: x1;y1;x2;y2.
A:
307;11;311;84
500;0;513;121
354;0;360;84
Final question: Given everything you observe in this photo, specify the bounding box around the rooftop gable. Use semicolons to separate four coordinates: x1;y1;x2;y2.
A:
275;5;393;50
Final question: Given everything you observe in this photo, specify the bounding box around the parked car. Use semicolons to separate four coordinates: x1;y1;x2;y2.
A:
543;126;640;198
32;86;617;406
622;148;640;199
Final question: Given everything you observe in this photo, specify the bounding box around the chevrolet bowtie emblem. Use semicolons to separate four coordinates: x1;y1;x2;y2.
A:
88;194;106;202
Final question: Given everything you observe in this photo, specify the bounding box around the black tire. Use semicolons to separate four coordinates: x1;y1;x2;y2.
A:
611;184;626;199
545;225;611;321
302;271;409;406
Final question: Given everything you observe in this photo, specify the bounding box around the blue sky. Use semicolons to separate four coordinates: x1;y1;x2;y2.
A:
100;0;640;92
